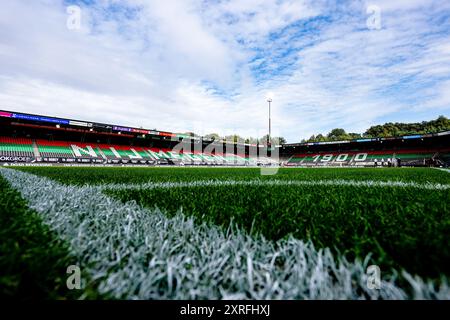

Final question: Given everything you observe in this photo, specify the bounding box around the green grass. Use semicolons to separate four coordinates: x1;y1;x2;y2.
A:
0;175;77;299
12;166;450;185
105;183;450;278
6;166;450;287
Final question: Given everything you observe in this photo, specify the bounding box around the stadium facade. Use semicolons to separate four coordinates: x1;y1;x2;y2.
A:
281;132;450;167
1;109;449;167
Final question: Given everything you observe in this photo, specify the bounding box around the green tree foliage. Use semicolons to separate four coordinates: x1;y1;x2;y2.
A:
245;137;258;144
182;132;200;137
327;128;347;140
304;116;449;143
259;135;287;145
224;135;246;143
204;133;221;141
364;116;450;137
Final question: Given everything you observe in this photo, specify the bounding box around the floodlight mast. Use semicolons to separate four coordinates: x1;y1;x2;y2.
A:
267;97;272;148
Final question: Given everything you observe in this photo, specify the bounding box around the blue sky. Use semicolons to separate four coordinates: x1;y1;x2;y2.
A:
0;0;449;142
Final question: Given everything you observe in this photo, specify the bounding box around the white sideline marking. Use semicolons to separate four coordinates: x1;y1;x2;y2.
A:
96;179;450;191
0;168;448;300
434;168;450;174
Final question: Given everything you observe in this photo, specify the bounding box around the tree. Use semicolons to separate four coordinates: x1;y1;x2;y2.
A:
277;137;287;144
316;134;326;142
348;133;362;139
182;131;199;137
224;135;245;143
260;134;270;145
260;135;287;145
204;133;221;141
245;137;258;144
300;116;450;143
364;116;450;137
327;128;347;140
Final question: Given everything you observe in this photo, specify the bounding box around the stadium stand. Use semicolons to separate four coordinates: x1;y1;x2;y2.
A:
393;149;436;167
0;137;34;157
441;152;450;163
286;150;395;166
1;109;449;167
0;136;258;166
36;139;75;158
5;134;445;168
440;153;450;167
285;148;450;167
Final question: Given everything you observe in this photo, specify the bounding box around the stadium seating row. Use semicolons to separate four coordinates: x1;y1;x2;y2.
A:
0;137;35;157
286;149;448;166
1;137;448;166
0;137;260;165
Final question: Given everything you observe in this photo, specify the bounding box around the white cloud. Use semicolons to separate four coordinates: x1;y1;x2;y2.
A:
0;0;449;142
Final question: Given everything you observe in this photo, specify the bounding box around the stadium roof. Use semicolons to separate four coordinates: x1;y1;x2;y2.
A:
0;109;267;147
283;130;450;148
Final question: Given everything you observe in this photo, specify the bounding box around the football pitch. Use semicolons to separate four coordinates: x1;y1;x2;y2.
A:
1;166;449;299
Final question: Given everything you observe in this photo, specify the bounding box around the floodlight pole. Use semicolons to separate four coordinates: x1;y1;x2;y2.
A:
267;98;272;148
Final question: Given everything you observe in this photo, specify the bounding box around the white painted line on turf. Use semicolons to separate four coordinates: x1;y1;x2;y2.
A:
434;168;450;174
94;179;450;191
0;167;448;300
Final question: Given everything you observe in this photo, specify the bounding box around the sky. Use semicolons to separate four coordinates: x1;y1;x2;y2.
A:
0;0;449;143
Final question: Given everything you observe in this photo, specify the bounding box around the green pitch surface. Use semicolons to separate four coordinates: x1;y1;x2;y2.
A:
1;166;449;299
12;166;450;184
